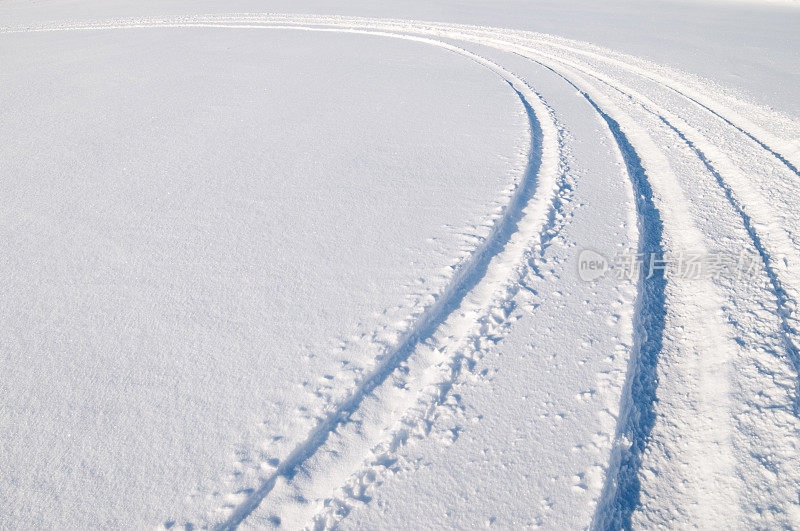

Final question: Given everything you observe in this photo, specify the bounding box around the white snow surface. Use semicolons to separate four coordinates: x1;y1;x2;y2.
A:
1;2;799;530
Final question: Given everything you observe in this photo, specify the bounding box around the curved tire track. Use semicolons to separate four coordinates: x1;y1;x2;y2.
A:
5;14;799;529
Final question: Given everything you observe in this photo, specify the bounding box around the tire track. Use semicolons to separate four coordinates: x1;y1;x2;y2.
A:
1;17;562;529
187;30;560;530
5;14;796;528
503;41;800;527
391;19;800;176
301;105;569;530
508;61;666;530
524;36;800;178
503;55;748;526
2;21;563;529
9;14;796;174
211;15;800;176
506;41;800;410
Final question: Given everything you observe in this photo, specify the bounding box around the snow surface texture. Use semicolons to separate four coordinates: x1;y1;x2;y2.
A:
1;5;799;531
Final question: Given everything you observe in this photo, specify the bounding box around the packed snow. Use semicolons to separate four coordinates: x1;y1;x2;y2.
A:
1;1;799;529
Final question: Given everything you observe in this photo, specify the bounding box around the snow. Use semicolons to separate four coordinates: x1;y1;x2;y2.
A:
1;2;799;529
0;26;529;527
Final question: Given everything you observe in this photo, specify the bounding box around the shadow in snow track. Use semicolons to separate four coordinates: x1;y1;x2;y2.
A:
214;83;546;530
523;61;667;530
664;91;800;179
523;61;666;529
658;116;800;415
591;105;667;531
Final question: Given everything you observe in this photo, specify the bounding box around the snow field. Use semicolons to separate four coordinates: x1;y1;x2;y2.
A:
1;10;799;530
